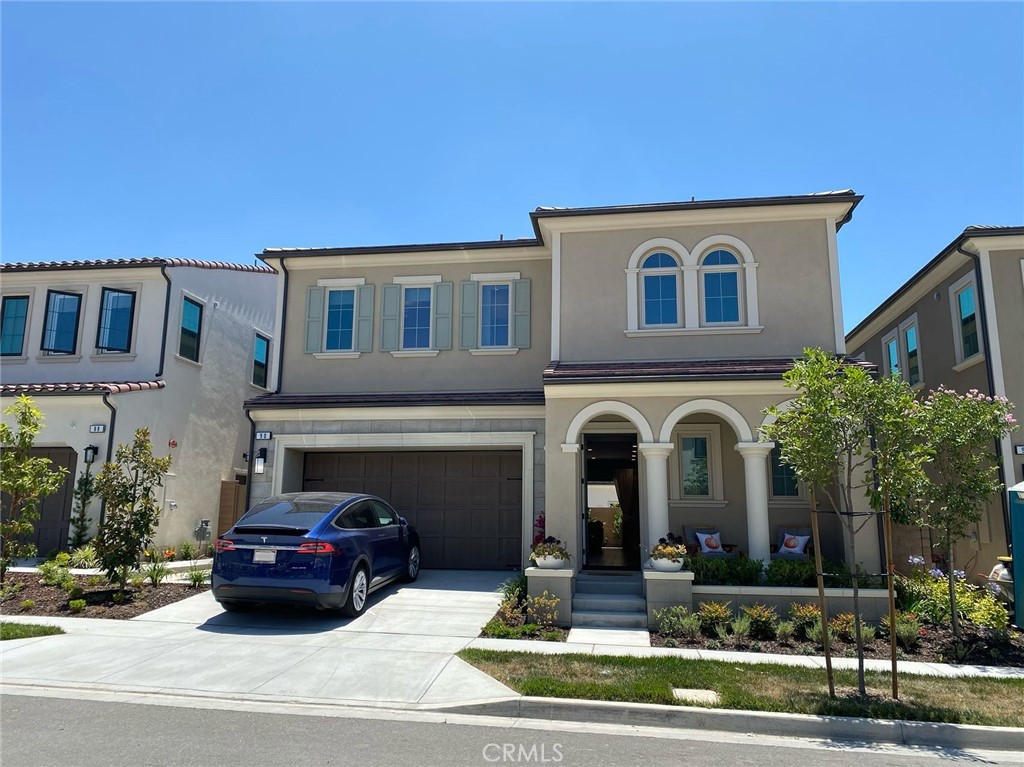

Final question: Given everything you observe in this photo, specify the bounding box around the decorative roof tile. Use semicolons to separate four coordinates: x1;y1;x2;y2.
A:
543;357;875;383
0;257;275;274
245;390;546;409
1;381;166;396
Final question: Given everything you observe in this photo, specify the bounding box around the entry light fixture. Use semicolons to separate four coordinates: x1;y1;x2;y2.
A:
253;447;267;475
83;445;99;465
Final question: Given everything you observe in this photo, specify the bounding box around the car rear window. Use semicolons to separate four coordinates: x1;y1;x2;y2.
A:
236;498;339;529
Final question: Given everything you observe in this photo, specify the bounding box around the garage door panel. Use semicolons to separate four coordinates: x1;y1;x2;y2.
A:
445;480;473;507
498;508;521;536
419;453;447;477
472;453;500;477
335;453;363;477
471;510;499;536
471;481;499;506
362;480;391;499
499;480;521;506
389;481;418;509
364;454;393;478
417;480;445;508
445;507;473;535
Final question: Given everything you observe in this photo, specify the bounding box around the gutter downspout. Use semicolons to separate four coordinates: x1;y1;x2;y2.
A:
155;264;172;378
957;242;1012;554
275;257;289;394
99;392;117;526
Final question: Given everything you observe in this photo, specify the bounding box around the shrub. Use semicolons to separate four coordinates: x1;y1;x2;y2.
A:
788;602;821;638
19;599;34;610
496;596;525;627
895;615;923;651
481;619;544;640
69;544;99;569
85;575;106;588
729;614;752;643
764;558;817;587
740;603;778;640
898;569;1009;631
775;620;796;643
186;567;209;588
38;559;74;591
144;561;169;586
655;606;701;640
66;586;84;599
178;541;197;561
697;600;733;634
499;574;527;607
828;612;857;642
162;546;176;561
540;630;562;642
68;599;86;614
714;623;730;642
806;620;834;648
112;591;127;604
526;591;559;627
689;556;763;586
128;572;145;591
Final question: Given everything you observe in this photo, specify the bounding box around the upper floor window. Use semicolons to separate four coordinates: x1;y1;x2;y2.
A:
700;249;741;325
178;296;203;363
1;295;29;357
883;331;900;378
401;286;433;350
770;447;800;498
41;290;82;355
459;274;530;353
325;288;356;351
381;276;451;355
96;288;136;353
881;313;924;387
252;333;270;388
304;281;374;357
641;252;681;327
480;283;510;347
903;322;921;386
950;275;980;364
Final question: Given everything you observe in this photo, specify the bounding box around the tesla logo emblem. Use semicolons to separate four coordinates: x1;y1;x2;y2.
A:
261;537;267;543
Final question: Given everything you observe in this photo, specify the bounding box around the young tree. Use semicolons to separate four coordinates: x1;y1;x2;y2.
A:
94;429;173;593
0;395;69;583
68;464;98;549
916;386;1018;638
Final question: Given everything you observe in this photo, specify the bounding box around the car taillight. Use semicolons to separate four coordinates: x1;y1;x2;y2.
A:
214;538;236;552
297;542;337;554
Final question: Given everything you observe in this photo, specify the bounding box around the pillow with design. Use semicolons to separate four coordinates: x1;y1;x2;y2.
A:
696;531;722;554
780;533;810;554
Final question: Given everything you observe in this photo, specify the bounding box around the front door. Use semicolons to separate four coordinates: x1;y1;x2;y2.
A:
581;434;640;570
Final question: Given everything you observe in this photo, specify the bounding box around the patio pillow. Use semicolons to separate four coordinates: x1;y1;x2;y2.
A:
696;531;723;554
780;533;810;555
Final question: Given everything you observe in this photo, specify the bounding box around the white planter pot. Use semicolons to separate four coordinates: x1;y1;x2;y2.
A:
650;558;684;572
534;555;567;570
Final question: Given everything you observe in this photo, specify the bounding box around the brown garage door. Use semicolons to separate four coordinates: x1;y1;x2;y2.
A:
302;451;522;570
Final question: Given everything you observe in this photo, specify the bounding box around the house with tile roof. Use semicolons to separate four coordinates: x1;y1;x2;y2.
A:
0;258;277;552
246;191;878;626
847;226;1024;575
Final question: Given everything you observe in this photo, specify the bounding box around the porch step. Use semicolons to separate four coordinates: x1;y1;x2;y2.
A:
570;609;648;629
574;572;643;596
572;594;647;613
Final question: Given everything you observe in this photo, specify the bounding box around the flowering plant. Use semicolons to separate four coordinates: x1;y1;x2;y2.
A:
649;532;686;562
531;536;570;561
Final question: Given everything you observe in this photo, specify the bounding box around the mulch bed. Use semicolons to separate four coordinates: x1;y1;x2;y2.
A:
649;624;1024;667
1;572;209;620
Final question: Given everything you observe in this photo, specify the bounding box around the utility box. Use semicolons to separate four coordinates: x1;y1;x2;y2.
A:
1008;481;1024;626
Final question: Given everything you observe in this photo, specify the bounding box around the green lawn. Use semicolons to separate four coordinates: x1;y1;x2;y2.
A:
459;649;1024;728
1;622;66;641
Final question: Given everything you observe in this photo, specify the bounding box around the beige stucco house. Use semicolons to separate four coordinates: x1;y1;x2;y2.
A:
847;226;1024;578
0;258;277;552
247;191;876;624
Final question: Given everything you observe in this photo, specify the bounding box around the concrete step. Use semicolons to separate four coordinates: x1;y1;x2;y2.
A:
574;574;643;596
571;609;648;629
572;594;647;613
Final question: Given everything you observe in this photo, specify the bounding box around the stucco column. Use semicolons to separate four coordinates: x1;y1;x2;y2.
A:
639;443;674;558
735;442;773;564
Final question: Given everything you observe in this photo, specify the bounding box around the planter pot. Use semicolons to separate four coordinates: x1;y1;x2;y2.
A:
534;555;568;570
650;558;684;572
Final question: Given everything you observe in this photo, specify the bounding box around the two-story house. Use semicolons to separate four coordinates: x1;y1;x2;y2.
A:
847;226;1024;576
0;258;277;553
246;191;874;621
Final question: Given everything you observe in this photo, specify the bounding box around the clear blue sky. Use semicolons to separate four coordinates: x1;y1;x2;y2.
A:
3;2;1022;331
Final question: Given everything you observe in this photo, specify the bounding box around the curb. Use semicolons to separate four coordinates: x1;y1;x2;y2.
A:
437;696;1024;752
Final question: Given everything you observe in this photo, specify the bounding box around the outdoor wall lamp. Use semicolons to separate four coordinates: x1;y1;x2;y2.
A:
253;447;267;475
83;444;99;465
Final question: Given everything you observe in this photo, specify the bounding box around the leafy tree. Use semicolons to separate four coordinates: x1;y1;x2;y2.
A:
68;464;98;548
0;395;69;583
915;386;1017;638
94;429;173;593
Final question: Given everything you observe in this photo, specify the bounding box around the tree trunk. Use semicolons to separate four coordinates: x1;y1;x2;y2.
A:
810;494;835;698
947;536;960;639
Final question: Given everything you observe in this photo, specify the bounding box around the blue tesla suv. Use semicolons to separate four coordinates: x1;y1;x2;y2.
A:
212;492;421;617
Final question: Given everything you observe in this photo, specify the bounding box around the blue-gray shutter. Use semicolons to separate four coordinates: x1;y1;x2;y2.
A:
433;282;453;351
459;281;478;350
513;279;531;349
304;286;324;353
355;284;374;352
380;285;400;352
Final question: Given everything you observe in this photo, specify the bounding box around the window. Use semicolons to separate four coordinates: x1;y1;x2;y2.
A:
401;286;432;350
948;274;982;368
178;296;203;362
883;332;900;378
41;290;82;354
96;288;136;352
480;283;510;347
770;447;800;498
372;501;398;526
252;333;270;388
956;283;979;358
640;252;681;327
325;289;355;351
903;322;921;386
1;296;29;356
700;249;741;324
681;436;710;497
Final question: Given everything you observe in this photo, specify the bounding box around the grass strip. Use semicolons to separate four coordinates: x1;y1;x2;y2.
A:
1;622;66;641
458;648;1024;728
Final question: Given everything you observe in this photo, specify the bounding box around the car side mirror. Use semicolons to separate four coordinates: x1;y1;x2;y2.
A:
399;516;408;526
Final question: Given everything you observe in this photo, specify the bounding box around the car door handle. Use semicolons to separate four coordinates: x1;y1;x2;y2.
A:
375;532;389;539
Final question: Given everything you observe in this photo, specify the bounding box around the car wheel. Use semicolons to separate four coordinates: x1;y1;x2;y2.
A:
341;565;369;618
219;600;248;613
402;545;421;582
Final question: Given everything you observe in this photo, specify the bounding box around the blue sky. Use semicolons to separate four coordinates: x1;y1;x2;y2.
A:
3;2;1021;331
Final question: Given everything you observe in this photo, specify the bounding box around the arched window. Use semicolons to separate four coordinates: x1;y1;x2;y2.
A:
640;251;681;327
700;249;742;325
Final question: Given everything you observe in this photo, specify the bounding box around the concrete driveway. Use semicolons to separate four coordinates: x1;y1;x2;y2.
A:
0;571;516;708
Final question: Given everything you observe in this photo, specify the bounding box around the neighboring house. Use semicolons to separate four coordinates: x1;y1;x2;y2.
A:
247;190;877;614
0;258;277;552
847;226;1024;577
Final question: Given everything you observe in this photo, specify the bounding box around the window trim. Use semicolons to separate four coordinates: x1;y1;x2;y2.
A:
251;331;271;389
95;287;137;354
698;248;744;327
639;251;683;329
949;273;982;365
1;293;32;358
323;286;358;352
40;289;83;355
675;424;725;503
177;294;205;364
477;280;513;348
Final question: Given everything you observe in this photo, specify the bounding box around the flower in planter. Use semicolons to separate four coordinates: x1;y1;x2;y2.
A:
162;547;176;561
531;536;570;561
649;532;686;562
